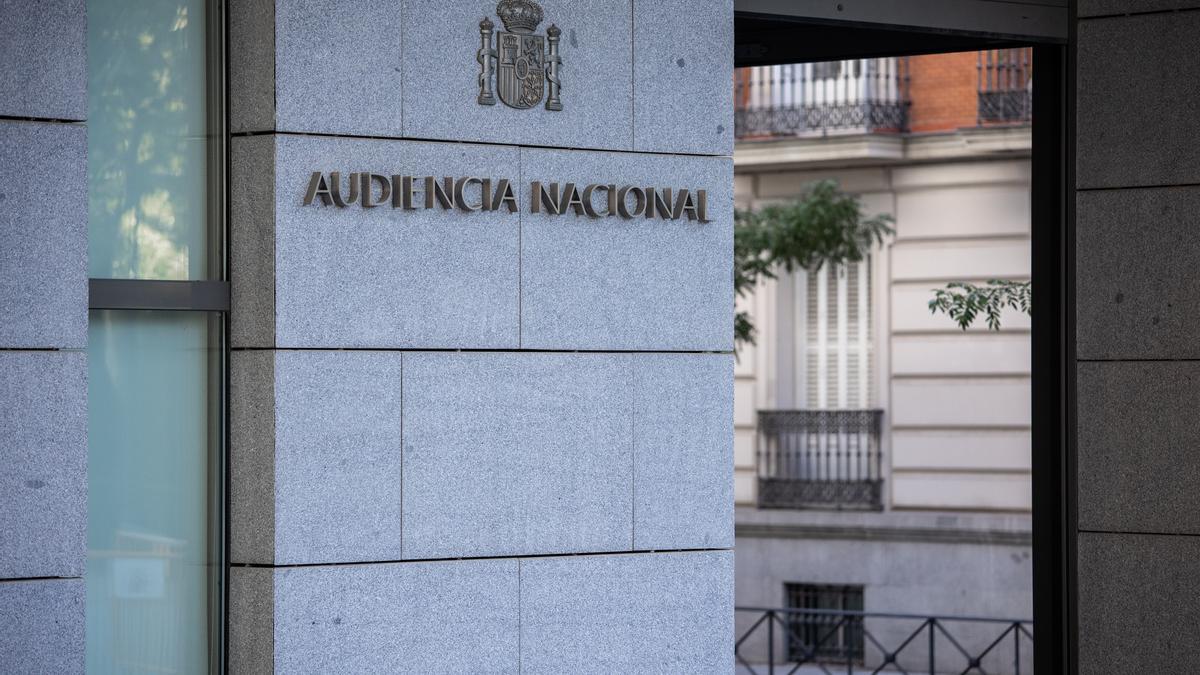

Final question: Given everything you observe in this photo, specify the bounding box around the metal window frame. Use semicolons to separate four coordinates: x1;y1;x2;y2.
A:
84;1;230;673
88;279;230;312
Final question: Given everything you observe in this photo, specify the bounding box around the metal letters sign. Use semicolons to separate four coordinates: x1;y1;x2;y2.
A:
302;172;711;223
477;0;563;111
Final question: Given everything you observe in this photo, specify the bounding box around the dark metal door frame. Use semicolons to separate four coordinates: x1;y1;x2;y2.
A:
732;10;1076;674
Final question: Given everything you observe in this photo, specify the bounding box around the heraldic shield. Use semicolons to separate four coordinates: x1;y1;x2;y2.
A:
476;0;563;111
497;32;544;109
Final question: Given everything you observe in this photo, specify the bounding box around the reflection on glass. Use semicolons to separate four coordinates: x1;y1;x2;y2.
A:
88;0;208;279
86;311;218;674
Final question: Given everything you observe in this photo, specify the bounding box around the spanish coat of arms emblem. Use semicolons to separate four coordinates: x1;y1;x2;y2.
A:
476;0;563;111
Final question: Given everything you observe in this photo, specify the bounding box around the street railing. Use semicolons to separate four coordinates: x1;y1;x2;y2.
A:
735;606;1033;675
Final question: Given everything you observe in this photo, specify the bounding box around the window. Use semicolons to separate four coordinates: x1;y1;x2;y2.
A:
85;0;225;672
86;311;223;672
805;260;873;409
785;583;865;662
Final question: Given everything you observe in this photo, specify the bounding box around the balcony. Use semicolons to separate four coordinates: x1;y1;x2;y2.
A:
756;409;883;510
977;48;1032;124
734;58;910;139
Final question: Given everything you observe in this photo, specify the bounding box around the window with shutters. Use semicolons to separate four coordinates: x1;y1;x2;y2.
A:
805;259;873;409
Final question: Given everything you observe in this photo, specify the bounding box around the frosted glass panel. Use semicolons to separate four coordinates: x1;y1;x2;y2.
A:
86;310;218;674
88;0;209;279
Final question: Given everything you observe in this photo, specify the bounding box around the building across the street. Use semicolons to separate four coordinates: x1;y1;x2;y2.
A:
732;51;1034;672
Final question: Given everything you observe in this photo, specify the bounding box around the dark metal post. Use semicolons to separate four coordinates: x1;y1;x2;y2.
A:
928;619;936;675
1015;621;1021;674
768;610;775;675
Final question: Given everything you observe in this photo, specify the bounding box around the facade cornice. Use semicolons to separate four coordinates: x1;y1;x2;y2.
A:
734;506;1033;546
734;126;1032;172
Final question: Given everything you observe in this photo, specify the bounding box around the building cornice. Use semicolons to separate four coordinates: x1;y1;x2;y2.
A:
734;126;1032;172
734;506;1033;546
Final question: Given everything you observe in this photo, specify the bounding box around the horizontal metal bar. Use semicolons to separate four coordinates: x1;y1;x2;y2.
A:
88;278;230;312
735;606;1033;624
734;0;1067;42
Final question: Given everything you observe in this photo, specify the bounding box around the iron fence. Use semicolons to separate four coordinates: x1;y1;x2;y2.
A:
756;409;884;510
736;607;1033;675
734;58;910;138
977;48;1032;124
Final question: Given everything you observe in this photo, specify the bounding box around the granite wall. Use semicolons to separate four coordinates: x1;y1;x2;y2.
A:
0;0;89;671
226;0;735;671
1075;1;1200;671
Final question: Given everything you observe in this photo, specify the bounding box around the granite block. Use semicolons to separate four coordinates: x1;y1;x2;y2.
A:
0;121;87;349
229;0;275;133
231;0;406;135
1077;361;1200;535
402;0;633;150
633;354;733;550
229;567;274;675
0;352;87;579
0;579;85;674
275;0;405;136
1079;0;1199;16
520;147;733;350
229;350;276;565
1078;532;1200;673
0;0;86;120
402;352;633;559
272;135;521;348
633;0;733;156
1076;187;1200;360
231;135;276;348
520;551;734;674
269;560;519;674
1078;13;1200;188
272;350;403;564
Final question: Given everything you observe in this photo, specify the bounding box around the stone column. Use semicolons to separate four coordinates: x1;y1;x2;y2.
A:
1075;2;1200;670
0;1;88;671
228;0;735;671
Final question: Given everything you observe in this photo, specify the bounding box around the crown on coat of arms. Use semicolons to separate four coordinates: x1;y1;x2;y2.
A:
496;0;544;34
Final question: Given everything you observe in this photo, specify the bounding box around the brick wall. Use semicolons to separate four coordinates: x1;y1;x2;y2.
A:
907;51;980;132
907;49;1033;133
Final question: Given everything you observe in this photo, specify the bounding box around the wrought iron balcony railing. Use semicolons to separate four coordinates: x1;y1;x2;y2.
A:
978;48;1032;124
756;409;883;510
734;58;910;139
735;607;1033;675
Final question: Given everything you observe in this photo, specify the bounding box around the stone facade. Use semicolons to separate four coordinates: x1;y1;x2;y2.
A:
1075;2;1200;670
226;0;734;671
0;1;89;672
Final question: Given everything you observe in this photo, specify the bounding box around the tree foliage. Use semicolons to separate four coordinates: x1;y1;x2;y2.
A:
735;181;893;347
928;280;1031;330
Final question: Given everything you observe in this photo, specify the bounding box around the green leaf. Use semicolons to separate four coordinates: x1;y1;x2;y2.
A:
734;180;893;350
928;280;1032;331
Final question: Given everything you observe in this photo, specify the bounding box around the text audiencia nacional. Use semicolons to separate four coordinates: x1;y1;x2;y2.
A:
303;172;712;222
